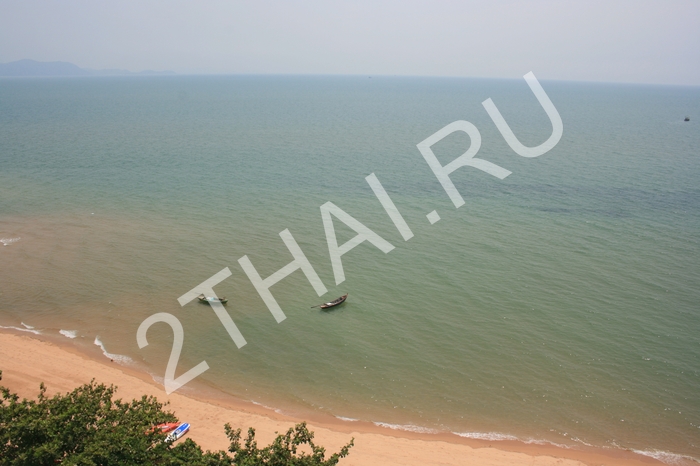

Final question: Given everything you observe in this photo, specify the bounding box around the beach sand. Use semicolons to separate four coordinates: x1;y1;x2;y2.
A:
0;331;662;466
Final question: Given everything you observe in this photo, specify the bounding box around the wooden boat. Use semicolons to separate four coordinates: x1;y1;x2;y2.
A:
198;294;228;304
318;294;348;309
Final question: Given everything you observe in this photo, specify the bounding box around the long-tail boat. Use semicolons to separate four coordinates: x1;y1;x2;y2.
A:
312;294;348;309
198;294;228;304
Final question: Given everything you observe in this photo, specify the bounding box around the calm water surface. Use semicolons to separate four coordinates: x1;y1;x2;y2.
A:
1;75;699;463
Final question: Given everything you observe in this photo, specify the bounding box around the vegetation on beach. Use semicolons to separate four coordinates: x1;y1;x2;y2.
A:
0;370;353;466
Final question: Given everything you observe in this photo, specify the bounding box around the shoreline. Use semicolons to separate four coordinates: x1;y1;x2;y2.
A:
0;329;668;465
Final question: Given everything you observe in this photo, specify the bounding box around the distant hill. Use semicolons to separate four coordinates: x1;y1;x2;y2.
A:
0;59;175;77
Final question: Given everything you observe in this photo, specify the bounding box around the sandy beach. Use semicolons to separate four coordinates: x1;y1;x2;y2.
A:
0;330;664;466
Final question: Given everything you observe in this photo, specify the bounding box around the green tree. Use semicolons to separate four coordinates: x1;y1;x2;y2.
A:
226;422;353;466
0;370;352;466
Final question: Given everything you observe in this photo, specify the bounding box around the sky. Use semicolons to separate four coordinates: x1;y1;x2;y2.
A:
1;0;699;85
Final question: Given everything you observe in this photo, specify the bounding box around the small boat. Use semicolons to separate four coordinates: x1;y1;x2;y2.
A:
198;294;228;304
685;116;690;121
315;294;348;309
166;422;190;443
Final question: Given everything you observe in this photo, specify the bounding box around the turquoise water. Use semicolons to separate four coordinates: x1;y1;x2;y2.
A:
1;76;699;463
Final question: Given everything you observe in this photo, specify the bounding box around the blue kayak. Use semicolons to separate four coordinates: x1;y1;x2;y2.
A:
165;423;190;442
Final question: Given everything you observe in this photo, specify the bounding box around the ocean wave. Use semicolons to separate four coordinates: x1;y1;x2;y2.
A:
335;416;359;422
59;329;78;339
632;449;700;465
93;336;133;364
373;422;439;434
453;431;519;441
0;237;20;246
0;323;41;335
251;400;284;414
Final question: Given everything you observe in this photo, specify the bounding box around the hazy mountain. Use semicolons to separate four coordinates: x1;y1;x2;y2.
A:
0;59;175;77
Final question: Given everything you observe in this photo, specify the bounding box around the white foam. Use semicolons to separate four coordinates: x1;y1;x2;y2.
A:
336;416;359;422
0;324;40;335
21;322;34;329
632;449;699;465
149;373;166;387
521;438;574;449
251;400;284;414
93;336;133;364
59;329;78;339
373;422;439;434
453;431;519;441
1;237;20;246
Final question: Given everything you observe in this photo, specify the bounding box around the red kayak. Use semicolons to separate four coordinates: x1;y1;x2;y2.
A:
146;423;180;435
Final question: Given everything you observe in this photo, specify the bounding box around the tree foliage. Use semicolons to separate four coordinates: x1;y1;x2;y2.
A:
0;370;352;466
226;422;353;466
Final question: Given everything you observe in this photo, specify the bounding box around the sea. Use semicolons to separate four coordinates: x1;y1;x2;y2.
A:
1;75;698;464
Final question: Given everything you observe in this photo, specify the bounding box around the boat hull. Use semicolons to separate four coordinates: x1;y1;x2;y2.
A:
320;294;348;309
